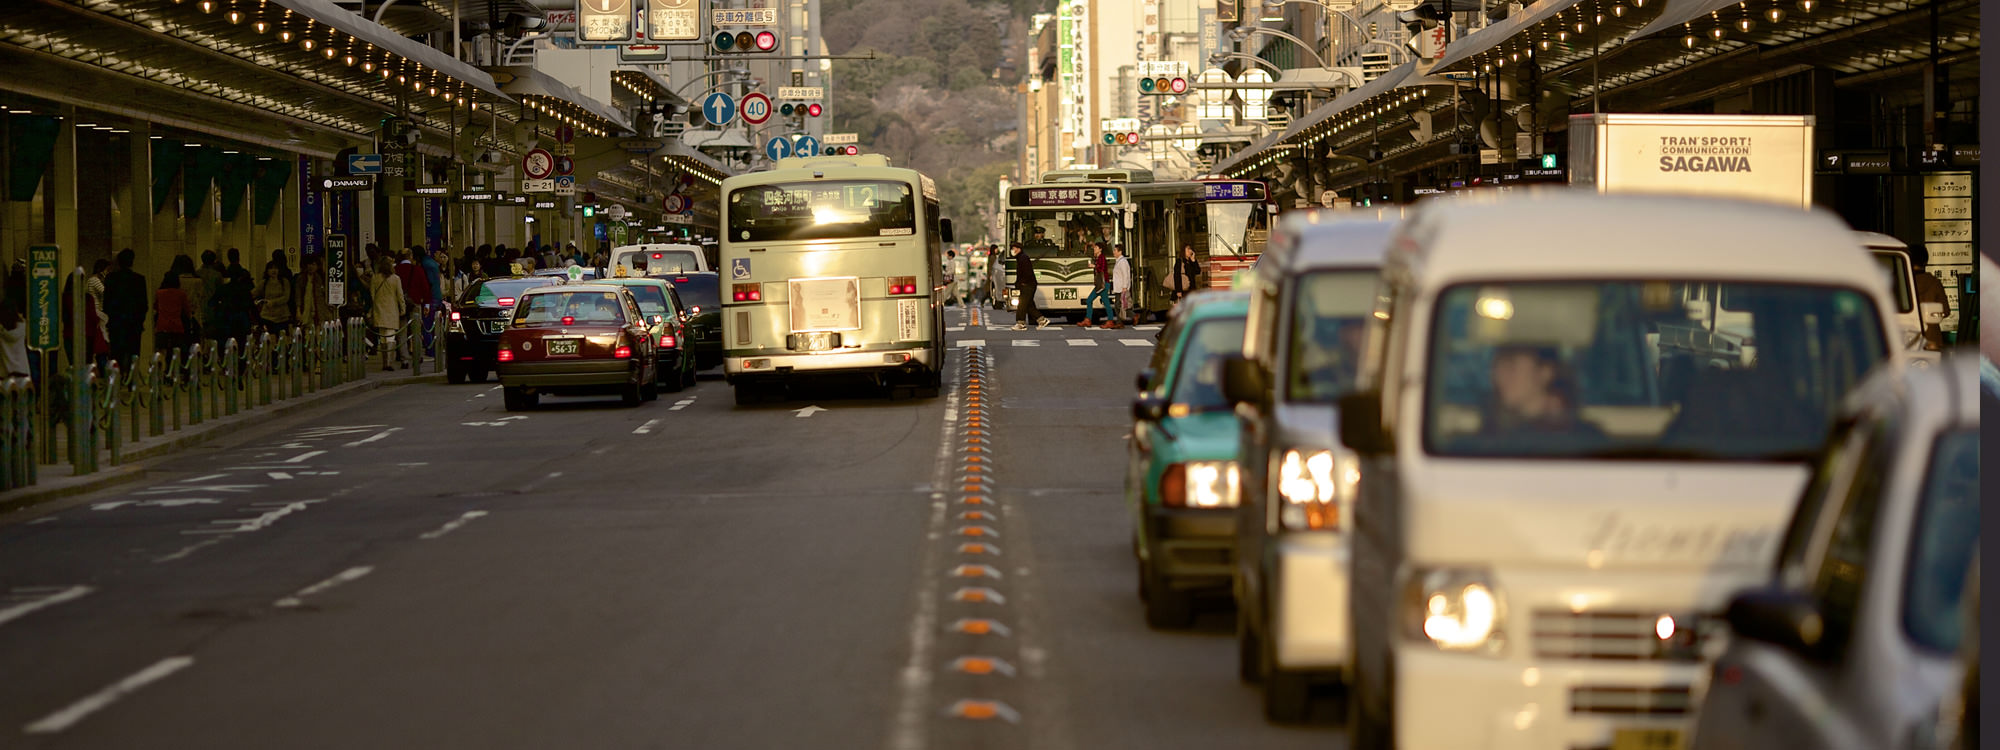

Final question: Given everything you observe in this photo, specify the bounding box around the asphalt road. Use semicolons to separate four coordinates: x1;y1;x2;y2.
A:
0;306;1343;749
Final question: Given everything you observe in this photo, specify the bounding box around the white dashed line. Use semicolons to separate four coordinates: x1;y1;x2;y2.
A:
0;586;94;627
273;566;374;608
267;472;293;481
419;511;489;540
633;419;661;435
343;428;400;447
283;450;326;463
179;474;227;484
23;656;194;734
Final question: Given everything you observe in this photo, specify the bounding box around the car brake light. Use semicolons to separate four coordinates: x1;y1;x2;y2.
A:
652;253;663;259
732;283;761;302
562;316;574;325
660;334;677;348
675;277;689;282
450;311;462;321
497;349;515;362
614;345;633;359
497;297;515;307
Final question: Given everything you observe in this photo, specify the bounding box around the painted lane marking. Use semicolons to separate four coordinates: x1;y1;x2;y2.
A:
1119;339;1153;347
886;348;966;750
273;566;374;608
955;340;986;348
138;485;260;495
293;425;384;437
23;656;194;734
1012;339;1038;347
0;586;94;627
284;450;326;463
794;405;827;418
343;427;400;447
91;499;219;510
267;472;293;481
154;538;225;563
947;326;966;332
179;473;227;484
633;419;661;435
419;511;489;540
1065;338;1097;347
182;500;321;536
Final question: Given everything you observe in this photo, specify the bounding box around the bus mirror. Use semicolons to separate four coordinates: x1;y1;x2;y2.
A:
940;218;955;244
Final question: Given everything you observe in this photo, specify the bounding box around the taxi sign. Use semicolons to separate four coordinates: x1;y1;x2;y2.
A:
567;265;586;281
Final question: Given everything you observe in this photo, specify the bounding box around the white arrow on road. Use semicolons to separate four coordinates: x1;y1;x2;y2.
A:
794;405;827;418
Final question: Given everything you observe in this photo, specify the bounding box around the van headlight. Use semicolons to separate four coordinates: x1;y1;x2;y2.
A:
1276;449;1358;530
1402;568;1506;655
1161;461;1239;508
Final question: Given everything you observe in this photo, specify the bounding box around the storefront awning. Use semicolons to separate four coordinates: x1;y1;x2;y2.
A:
265;0;510;101
1430;0;1592;72
487;66;632;136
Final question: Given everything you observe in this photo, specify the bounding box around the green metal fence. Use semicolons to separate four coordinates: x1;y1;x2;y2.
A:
0;317;379;492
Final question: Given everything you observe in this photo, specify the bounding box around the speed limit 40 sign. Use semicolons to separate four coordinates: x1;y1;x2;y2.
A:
741;92;773;125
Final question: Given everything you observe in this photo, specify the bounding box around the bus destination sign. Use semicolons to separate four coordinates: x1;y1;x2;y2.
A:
1201;181;1267;201
1012;186;1123;207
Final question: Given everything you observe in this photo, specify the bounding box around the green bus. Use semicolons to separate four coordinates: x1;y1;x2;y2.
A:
718;154;953;404
1002;168;1208;322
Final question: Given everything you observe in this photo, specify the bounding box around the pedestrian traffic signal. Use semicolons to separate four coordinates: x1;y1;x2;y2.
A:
715;29;777;53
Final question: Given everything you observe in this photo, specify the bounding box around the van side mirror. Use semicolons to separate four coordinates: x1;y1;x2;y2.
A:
1337;391;1390;453
1220;355;1267;406
1725;588;1833;660
1921;301;1947;324
940;218;956;244
1132;394;1166;422
1136;367;1156;392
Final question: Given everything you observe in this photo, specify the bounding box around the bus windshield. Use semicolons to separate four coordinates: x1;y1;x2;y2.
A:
1208;202;1256;257
1006;212;1124;260
727;180;916;242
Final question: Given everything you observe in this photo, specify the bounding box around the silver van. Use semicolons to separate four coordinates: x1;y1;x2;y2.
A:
1221;210;1398;722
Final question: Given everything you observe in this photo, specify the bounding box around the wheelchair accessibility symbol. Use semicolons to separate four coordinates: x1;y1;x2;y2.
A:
730;258;752;280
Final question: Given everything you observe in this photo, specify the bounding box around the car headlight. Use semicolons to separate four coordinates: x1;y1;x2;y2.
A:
1276;449;1358;530
1161;461;1239;508
1402;568;1506;655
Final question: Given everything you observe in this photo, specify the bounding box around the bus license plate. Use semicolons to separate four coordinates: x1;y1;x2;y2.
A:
1610;729;1683;750
1053;287;1078;300
546;338;581;356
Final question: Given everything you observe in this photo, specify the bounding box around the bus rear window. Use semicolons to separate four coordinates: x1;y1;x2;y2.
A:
727;180;916;242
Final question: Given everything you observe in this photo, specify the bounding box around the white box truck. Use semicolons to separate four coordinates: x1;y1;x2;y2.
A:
1567;113;1815;208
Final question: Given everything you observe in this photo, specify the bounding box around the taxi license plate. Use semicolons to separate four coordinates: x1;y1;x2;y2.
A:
1053;287;1078;300
1610;728;1683;750
546;338;581;356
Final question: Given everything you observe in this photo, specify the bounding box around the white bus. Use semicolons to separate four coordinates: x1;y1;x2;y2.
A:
718;154;953;404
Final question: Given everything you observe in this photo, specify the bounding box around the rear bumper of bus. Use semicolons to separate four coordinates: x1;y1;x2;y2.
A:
722;346;936;380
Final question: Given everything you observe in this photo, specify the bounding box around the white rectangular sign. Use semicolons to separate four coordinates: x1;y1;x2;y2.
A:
777;87;824;100
1581;113;1814;208
823;133;858;144
647;0;700;40
713;8;775;24
523;179;555;192
663;213;693;224
579;0;635;42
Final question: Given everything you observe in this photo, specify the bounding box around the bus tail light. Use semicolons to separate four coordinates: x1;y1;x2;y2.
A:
888;276;918;295
497;349;515;362
732;284;762;302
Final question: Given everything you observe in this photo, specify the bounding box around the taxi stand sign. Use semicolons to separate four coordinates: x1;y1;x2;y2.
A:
27;245;58;351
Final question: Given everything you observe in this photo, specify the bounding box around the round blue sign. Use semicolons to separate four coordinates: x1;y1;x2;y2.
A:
793;135;820;156
765;137;793;161
702;92;737;127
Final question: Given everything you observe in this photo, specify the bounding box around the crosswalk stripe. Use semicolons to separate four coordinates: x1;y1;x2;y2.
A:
1012;340;1038;347
956;340;987;348
1120;339;1153;347
1066;339;1097;347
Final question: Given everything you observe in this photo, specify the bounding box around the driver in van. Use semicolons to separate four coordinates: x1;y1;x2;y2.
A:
1483;344;1604;438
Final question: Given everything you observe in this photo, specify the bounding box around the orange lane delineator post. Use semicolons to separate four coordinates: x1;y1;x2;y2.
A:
948;618;1012;636
950;656;1017;676
947;699;1020;722
957;542;999;554
950;587;1006;604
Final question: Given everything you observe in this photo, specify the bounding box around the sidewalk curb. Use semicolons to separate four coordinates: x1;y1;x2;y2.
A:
0;372;445;518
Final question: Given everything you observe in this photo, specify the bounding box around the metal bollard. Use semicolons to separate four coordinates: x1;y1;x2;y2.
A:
100;363;121;467
222;339;239;417
70;367;96;476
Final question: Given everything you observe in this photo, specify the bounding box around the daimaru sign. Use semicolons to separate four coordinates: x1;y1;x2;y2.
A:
1570;114;1815;208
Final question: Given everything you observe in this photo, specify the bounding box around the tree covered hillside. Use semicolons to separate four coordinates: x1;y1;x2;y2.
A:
822;0;1041;241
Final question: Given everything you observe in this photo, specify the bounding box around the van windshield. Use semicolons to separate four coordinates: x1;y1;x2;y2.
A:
1424;280;1886;460
1284;271;1375;403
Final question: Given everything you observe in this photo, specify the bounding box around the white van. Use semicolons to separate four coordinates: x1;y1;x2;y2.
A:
1337;191;1902;750
609;244;709;276
1856;232;1946;367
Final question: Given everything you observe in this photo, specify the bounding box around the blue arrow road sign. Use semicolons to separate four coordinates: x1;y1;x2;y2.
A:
346;153;383;175
794;136;820;156
765;137;792;161
703;92;737;127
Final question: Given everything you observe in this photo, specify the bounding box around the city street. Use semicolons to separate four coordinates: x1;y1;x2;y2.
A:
0;308;1338;749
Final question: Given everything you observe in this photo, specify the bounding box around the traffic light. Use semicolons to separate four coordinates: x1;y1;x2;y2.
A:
780;103;795;116
1102;131;1143;146
714;29;777;53
843;145;858;155
582;205;596;218
1138;76;1189;95
805;103;822;118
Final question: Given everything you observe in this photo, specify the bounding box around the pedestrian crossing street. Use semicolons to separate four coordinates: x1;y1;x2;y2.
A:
943;307;1160;348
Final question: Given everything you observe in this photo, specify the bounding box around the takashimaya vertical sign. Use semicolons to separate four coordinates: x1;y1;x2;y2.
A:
648;0;699;41
1057;1;1090;153
579;0;635;42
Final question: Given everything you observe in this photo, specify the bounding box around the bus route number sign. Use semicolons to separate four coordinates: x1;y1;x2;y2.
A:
1013;187;1122;207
